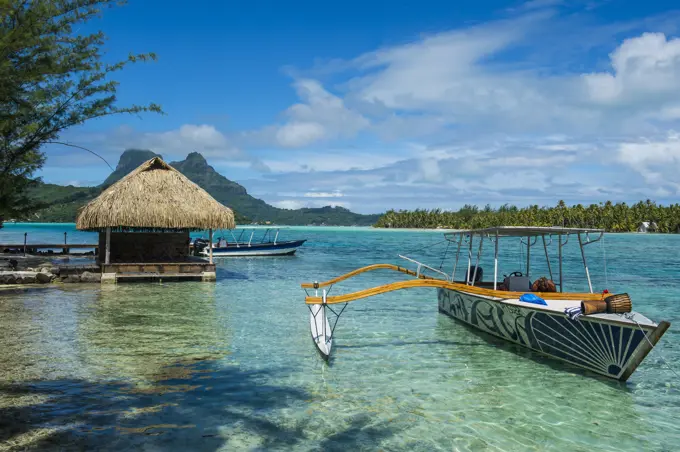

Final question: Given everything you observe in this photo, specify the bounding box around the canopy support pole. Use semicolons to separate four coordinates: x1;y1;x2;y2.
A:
558;233;563;293
471;235;483;286
526;235;531;279
493;231;499;290
105;227;111;265
466;233;473;285
451;235;462;281
230;230;240;248
209;228;214;264
542;235;553;281
578;233;593;293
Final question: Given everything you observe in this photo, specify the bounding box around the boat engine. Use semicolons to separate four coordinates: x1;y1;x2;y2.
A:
192;238;209;255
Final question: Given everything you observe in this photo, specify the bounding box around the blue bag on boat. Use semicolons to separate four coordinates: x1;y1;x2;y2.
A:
519;293;547;305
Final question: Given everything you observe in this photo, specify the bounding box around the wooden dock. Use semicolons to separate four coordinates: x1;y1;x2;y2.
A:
0;243;99;254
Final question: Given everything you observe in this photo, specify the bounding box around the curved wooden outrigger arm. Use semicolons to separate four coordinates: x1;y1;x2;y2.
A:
300;263;434;289
304;275;606;305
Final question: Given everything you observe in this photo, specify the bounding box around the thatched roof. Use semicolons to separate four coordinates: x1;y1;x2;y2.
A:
76;157;235;231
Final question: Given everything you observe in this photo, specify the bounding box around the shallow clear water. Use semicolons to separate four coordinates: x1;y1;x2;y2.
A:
1;224;679;451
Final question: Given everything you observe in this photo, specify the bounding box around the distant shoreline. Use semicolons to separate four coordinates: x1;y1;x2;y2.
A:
4;222;676;235
1;222;451;233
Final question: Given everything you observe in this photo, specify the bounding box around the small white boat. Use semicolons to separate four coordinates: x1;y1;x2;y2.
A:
194;228;306;257
300;226;671;381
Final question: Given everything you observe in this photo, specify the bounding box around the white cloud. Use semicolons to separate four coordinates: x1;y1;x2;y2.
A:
262;148;410;173
273;79;369;148
534;143;588;152
518;0;564;10
55;124;270;173
303;190;343;198
276;122;326;148
171;124;227;148
480;170;550;192
617;132;680;190
486;154;578;168
117;124;239;159
272;199;351;210
416;159;442;183
583;33;680;106
243;135;619;213
617;132;680;166
353;21;527;112
272;200;307;210
336;14;611;141
311;24;680;140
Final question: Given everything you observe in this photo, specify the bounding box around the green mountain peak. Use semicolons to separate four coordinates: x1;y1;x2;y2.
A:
101;149;161;187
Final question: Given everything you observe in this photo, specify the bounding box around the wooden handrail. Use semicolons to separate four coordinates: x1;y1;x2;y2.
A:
304;278;606;305
300;263;432;289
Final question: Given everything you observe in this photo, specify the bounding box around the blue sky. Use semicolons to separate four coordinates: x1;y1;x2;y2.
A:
42;0;680;213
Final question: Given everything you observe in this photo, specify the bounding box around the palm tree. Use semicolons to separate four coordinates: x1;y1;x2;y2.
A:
374;199;680;233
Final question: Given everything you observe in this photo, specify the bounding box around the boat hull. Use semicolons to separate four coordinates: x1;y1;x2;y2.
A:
437;288;669;381
201;240;306;257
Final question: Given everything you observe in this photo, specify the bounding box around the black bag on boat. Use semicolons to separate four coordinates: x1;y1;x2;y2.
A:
503;275;531;292
465;266;483;283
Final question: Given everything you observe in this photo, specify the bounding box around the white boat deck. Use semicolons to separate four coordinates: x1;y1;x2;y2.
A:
460;289;657;327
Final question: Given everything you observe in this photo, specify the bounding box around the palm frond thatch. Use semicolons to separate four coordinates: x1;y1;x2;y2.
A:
76;157;235;231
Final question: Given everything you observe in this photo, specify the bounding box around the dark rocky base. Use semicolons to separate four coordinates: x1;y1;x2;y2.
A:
0;254;101;285
0;270;56;285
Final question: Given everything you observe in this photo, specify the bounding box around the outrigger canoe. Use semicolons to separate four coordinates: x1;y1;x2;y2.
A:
301;226;671;382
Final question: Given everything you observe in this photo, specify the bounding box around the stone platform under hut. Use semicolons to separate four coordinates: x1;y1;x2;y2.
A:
101;259;216;283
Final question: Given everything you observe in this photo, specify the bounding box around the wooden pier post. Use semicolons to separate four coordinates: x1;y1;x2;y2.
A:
23;232;27;256
208;228;214;264
105;227;111;264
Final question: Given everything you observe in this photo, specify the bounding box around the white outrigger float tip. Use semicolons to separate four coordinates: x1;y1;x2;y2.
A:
306;286;347;360
301;226;671;381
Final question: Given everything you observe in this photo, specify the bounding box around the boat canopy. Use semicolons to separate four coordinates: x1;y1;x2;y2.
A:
442;225;606;294
444;226;604;241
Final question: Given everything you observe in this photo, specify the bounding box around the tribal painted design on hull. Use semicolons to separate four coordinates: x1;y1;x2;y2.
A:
437;289;648;380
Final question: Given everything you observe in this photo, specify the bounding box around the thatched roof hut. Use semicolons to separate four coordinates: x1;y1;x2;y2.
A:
77;157;234;231
76;157;234;272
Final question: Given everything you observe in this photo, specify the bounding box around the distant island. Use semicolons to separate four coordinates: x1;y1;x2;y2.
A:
24;149;382;226
374;201;680;233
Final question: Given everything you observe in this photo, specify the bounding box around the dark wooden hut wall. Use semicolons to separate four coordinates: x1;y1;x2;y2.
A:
98;231;191;263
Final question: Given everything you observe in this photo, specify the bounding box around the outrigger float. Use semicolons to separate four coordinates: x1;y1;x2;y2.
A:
301;227;671;381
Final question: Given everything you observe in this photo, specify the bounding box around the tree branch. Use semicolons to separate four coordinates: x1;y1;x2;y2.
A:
46;141;114;171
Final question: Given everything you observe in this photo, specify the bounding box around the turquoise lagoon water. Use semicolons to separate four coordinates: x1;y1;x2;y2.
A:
1;223;679;451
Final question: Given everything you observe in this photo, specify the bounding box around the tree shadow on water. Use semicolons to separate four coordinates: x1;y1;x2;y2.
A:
312;414;400;452
0;360;400;451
